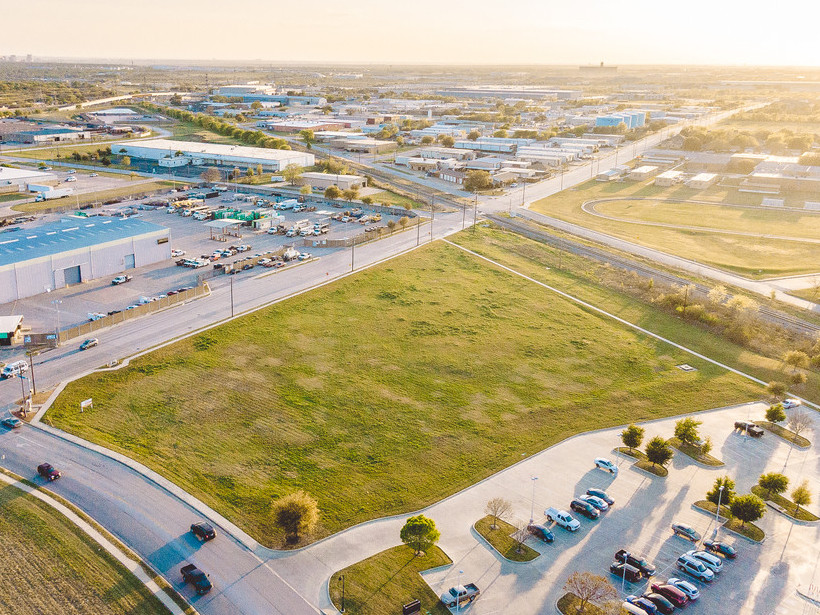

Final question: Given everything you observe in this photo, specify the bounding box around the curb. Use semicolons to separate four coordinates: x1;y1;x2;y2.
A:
763;500;819;525
692;502;728;522
722;523;765;544
630;461;667;479
470;522;539;564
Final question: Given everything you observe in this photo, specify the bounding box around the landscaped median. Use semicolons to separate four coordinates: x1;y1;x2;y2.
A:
614;447;667;477
752;486;819;522
753;421;812;448
328;545;451;615
694;499;765;542
474;515;539;562
668;437;724;467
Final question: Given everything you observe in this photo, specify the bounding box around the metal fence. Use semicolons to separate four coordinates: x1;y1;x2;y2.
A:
58;283;208;343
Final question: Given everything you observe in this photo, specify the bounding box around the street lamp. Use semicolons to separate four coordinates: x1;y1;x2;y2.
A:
530;476;538;523
713;485;725;539
339;574;345;612
621;551;630;593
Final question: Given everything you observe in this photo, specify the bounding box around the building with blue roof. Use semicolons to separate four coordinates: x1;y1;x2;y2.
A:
5;126;90;144
0;217;170;302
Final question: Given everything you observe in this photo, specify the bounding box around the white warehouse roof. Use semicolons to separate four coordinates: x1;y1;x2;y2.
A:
115;139;314;169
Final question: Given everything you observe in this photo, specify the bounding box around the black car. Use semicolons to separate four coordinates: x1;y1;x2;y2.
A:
610;562;642;583
570;498;600;520
190;521;216;542
181;563;212;595
703;540;737;559
527;523;555;543
642;592;675;615
37;463;61;481
615;549;656;577
734;421;764;437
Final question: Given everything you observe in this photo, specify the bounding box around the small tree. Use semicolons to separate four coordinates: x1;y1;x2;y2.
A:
121;155;131;167
281;163;303;185
511;521;529;554
464;170;493;193
440;135;455;148
700;436;713;456
674;418;702;446
766;381;788;400
706;476;736;507
256;163;264;176
398;216;409;229
758;472;788;498
787;408;811;438
271;491;319;543
299;129;315;149
621;424;644;452
766;403;786;424
563;572;617;614
730;494;765;527
420;135;434;145
400;515;440;556
361;196;374;205
783;350;810;374
791;480;812;516
387;219;397;234
485;497;512;529
324;185;341;200
299;185;311;196
201;167;222;183
342;187;359;202
467;130;480;141
645;436;673;468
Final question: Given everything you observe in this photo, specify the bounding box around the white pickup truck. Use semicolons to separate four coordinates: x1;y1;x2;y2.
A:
440;583;480;608
544;507;581;531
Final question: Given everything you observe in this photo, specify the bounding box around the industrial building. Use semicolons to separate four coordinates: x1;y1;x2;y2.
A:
0;217;171;303
686;173;719;190
595;111;647;130
331;138;396;153
299;172;367;191
654;170;683;186
3;126;90;144
256;119;348;133
115;139;314;172
0;167;57;192
628;165;659;181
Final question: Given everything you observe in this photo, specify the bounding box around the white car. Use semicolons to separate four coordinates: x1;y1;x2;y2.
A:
87;312;106;321
298;252;312;261
171;249;186;257
686;550;723;573
782;398;802;409
595;457;618;475
67;169;76;174
65;176;77;182
89;173;98;177
665;577;700;601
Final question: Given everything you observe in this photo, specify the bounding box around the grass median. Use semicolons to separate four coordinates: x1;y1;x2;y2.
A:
668;437;724;467
474;515;539;562
754;420;812;448
751;486;819;522
47;233;762;546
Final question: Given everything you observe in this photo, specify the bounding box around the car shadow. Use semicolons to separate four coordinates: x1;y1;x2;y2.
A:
146;533;202;573
574;468;616;497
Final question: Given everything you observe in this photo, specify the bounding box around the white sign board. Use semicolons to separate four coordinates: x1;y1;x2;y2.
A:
80;398;93;412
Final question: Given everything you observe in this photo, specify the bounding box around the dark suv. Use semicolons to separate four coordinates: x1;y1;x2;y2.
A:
734;421;764;437
570;498;600;520
190;521;216;541
37;463;61;481
615;549;656;577
610;562;642;583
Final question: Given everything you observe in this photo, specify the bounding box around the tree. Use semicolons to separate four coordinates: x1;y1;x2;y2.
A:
440;135;455;148
766;381;788;400
706;476;736;507
324;185;341;200
300;185;311;196
467;130;480;141
730;494;765;527
398;216;409;229
395;136;405;146
299;129;315;150
361;196;374;205
121;156;131;167
400;515;440;556
245;167;254;177
645;436;673;468
271;491;319;543
281;164;303;185
251;101;262;110
387;219;397;234
464;170;493;193
256;163;264;176
201;167;222;183
758;472;788;498
342;187;359;202
791;480;812;516
766;403;786;424
511;522;529;554
787;408;811;438
783;350;810;374
493;129;508;138
674;418;702;446
621;424;644;452
563;572;617;614
485;497;512;529
170;94;182;106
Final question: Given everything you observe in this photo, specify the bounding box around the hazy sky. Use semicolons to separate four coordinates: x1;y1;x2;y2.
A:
4;0;820;66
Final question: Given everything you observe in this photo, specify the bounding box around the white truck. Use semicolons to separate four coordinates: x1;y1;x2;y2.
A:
544;507;581;531
34;188;73;201
439;584;480;608
282;247;300;262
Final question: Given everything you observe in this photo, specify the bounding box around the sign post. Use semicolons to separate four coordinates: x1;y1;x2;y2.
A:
80;398;93;413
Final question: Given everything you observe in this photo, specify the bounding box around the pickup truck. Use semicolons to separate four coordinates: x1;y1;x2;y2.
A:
544;507;581;531
615;549;656;577
440;583;480;608
734;421;764;437
180;563;212;595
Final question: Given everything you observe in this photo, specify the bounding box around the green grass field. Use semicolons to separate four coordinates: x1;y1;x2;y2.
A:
369;189;422;209
530;180;820;278
0;484;168;615
718;118;820;135
47;233;763;546
788;286;820;303
13;181;175;212
0;192;26;202
329;545;451;615
163;122;244;146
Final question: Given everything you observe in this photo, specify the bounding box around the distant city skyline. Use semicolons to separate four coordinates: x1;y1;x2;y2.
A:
4;0;820;67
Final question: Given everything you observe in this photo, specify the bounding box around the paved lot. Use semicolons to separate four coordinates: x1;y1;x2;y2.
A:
267;402;820;615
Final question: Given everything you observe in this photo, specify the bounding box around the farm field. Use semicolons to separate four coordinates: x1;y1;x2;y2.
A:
530;179;820;278
0;483;168;615
47;237;762;546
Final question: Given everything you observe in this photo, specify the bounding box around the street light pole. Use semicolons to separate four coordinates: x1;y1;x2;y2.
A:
26;350;36;395
230;276;234;317
530;476;538;523
713;485;725;538
622;551;629;592
339;574;345;612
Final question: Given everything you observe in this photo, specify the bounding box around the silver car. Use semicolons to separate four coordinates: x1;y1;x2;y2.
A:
686;549;723;573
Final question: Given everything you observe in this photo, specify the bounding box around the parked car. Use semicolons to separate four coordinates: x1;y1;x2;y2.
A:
625;595;658;614
190;521;216;542
2;417;22;429
703;540;737;559
675;554;714;582
79;338;99;351
180;563;212;595
1;360;28;379
610;562;642;583
37;463;61;481
89;173;98;177
526;523;554;543
570;498;600;520
685;550;723;574
615;549;656;577
782;399;802;409
642;592;675;615
87;312;106;321
111;275;132;285
665;577;700;601
544;507;581;531
671;523;701;542
579;494;608;511
650;583;689;607
595;457;618;475
586;488;614;506
439;583;480;608
734;421;764;437
298;252;312;261
65;176;77;182
622;602;649;615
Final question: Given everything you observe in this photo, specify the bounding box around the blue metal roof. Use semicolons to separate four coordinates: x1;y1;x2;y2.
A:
16;128;84;136
0;217;168;267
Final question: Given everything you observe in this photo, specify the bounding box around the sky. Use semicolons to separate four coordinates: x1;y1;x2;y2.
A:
4;0;820;66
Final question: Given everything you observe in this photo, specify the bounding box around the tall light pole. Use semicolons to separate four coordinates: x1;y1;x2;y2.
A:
530;476;538;523
621;551;630;592
713;485;725;539
339;574;345;612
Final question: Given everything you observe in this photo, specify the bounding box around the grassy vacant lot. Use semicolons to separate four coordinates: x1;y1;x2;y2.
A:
48;236;762;545
369;189;422;210
13;181;175;213
788;286;820;303
474;515;539;562
0;192;26;202
0;484;167;615
531;179;820;278
718;118;820;135
328;545;450;615
163;122;244;146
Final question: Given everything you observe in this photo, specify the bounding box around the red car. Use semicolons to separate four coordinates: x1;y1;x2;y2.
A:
650;583;689;607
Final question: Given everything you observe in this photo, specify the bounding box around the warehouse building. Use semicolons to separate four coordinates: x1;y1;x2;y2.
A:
0;167;57;192
115;139;314;172
686;172;719;190
299;172;367;191
4;127;90;144
0;217;170;303
654;170;683;186
628;165;659;181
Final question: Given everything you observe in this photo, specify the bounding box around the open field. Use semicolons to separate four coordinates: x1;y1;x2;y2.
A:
718;118;820;135
328;545;451;615
47;235;762;545
788;286;820;303
13;181;175;212
369;189;423;209
530;179;820;278
0;483;168;615
0;192;26;202
7;139;154;160
162;122;244;146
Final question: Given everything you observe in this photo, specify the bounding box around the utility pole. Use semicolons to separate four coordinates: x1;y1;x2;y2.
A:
351;239;355;271
26;350;36;395
472;192;478;232
230;276;234;317
430;197;435;243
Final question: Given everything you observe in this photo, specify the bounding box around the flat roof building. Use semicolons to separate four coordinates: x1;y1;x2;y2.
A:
628;165;659;181
0;167;57;191
4;127;90;144
654;170;683;186
0;217;170;303
299;172;367;191
686;172;719;190
115;139;314;172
